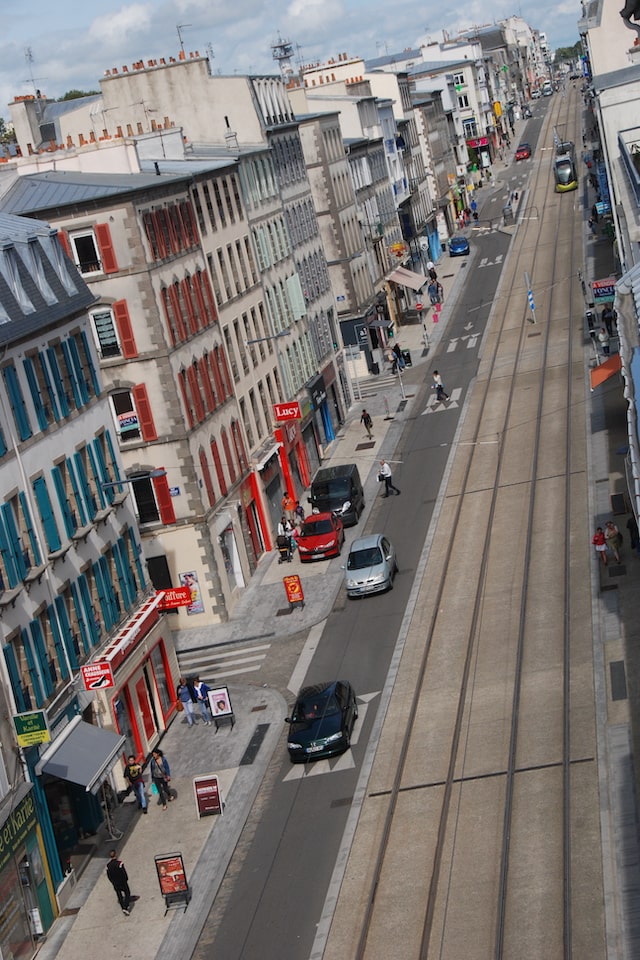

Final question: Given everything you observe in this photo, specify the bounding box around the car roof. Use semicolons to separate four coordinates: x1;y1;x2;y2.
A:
517;142;530;148
349;533;385;551
303;511;335;522
296;681;341;699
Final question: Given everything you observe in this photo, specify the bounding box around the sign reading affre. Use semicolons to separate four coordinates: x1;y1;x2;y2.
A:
157;586;192;610
273;401;301;422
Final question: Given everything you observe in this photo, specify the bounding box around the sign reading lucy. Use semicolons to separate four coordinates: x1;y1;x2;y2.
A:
273;401;301;421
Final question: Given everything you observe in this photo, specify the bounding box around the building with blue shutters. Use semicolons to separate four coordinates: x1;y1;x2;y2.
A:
0;213;180;943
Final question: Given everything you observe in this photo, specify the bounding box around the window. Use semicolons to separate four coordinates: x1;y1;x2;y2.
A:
69;229;105;274
457;94;470;110
91;308;121;358
129;473;176;526
2;364;32;441
111;391;140;440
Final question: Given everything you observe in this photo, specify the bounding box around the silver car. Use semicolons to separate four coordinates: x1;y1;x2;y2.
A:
344;534;397;597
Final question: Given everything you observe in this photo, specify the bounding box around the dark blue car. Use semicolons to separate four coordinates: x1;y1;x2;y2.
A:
449;235;470;257
285;680;358;761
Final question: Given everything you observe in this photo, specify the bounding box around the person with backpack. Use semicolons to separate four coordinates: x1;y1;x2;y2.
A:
123;755;147;813
360;409;373;439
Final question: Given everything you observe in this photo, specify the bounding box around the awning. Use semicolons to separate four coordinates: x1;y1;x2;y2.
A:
35;716;125;794
590;353;622;390
368;316;392;328
385;266;428;291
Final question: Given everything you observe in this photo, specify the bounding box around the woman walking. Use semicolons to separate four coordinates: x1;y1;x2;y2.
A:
150;749;172;811
592;526;608;566
177;676;197;726
604;519;622;562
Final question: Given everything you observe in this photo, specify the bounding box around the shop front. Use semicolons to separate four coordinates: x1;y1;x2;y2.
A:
307;372;336;449
0;784;56;959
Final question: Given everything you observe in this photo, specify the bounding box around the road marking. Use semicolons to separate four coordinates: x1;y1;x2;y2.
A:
447;335;479;353
288;620;327;695
178;642;271;683
421;387;462;415
282;697;375;780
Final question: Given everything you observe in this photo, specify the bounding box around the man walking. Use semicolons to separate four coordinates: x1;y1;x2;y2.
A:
123;755;147;813
360;409;374;439
432;370;450;401
106;850;132;915
379;459;400;497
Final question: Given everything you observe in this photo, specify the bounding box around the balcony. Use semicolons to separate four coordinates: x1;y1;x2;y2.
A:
619;127;640;206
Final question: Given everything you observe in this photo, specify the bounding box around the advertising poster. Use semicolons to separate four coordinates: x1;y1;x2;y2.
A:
208;686;233;717
179;571;204;615
155;853;188;896
193;774;223;818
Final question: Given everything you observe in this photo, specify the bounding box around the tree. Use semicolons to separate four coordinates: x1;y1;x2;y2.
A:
57;89;100;102
554;42;583;64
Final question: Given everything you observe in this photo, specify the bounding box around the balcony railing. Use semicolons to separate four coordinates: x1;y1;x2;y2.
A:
619;128;640;207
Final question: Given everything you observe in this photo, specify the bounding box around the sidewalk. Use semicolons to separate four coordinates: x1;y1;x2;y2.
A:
32;196;493;960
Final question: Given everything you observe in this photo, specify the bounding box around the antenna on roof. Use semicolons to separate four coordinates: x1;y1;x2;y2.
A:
177;24;192;55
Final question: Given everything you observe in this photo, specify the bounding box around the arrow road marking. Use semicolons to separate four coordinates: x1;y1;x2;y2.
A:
447;336;479;353
421;386;463;415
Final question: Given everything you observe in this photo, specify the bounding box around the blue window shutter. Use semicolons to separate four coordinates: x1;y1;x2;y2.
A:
70;580;90;655
68;336;89;405
113;539;133;608
51;466;76;537
101;554;119;625
64;458;86;527
74;453;96;520
0;426;6;457
33;477;61;552
18;491;41;568
120;536;138;608
127;526;146;588
3;365;32;441
87;443;107;508
0;511;19;588
61;339;82;409
80;330;101;397
3;644;26;713
92;560;112;629
78;573;100;647
105;429;122;482
30;619;54;697
40;352;60;421
92;438;112;505
1;503;27;580
22;628;44;707
55;596;79;671
23;357;48;431
46;347;69;417
47;604;70;680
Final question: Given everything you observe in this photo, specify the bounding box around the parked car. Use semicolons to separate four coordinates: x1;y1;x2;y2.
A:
522;106;532;119
448;235;470;257
531;89;541;99
285;680;358;761
308;463;364;526
296;511;344;562
344;533;397;597
515;142;532;161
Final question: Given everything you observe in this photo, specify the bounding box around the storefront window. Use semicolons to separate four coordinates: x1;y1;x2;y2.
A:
113;692;136;759
0;859;34;959
150;643;172;717
220;524;245;591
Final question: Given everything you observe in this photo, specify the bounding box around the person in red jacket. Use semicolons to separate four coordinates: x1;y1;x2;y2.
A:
592;526;607;565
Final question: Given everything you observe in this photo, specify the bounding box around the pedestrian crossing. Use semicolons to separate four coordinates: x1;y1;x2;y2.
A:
177;641;271;685
421;386;463;414
356;371;407;397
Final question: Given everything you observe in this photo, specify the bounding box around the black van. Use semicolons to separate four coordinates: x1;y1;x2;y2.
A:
308;463;364;527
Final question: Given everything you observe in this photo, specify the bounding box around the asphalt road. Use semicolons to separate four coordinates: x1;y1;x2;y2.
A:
195;226;513;960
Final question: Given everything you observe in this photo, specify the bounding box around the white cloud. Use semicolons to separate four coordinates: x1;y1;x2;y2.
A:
88;4;155;47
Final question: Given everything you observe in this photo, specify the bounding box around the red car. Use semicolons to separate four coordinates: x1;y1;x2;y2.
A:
296;512;344;562
515;142;531;161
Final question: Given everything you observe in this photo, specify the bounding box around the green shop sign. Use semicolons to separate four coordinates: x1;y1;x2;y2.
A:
0;790;37;873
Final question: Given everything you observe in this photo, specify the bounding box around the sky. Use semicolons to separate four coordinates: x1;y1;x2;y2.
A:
0;0;583;122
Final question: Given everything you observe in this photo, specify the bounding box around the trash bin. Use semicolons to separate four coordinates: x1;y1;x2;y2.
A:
370;362;380;375
402;349;412;368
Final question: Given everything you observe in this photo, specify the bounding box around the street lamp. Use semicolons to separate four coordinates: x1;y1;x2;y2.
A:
101;469;167;491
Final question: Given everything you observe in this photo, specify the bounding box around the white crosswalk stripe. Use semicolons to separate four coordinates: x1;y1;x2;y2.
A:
421;386;463;415
177;642;271;684
282;696;374;781
356;373;401;396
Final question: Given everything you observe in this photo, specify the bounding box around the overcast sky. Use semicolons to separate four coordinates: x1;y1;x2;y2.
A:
1;0;582;122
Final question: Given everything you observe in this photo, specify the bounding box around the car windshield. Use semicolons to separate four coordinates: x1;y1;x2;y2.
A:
302;519;333;536
347;546;383;570
314;478;350;498
293;692;339;721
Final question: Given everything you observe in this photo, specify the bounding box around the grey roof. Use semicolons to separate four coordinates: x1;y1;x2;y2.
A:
364;49;422;71
39;95;102;122
0;213;95;347
592;62;640;92
0;169;192;216
138;157;237;176
408;59;470;77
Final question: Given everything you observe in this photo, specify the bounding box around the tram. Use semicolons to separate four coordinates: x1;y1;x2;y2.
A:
554;141;578;193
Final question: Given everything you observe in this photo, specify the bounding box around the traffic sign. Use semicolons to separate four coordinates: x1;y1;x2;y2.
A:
415;302;423;312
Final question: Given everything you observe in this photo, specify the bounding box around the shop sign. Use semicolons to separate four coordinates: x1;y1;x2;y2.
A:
273;401;301;422
13;711;50;748
154;852;189;901
0;790;36;873
466;137;489;148
118;412;139;434
80;661;115;691
193;774;223;818
307;373;326;409
156;586;192;610
591;278;616;303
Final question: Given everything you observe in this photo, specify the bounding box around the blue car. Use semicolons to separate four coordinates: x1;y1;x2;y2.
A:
449;235;470;257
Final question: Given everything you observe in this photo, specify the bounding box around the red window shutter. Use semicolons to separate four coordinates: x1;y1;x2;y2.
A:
112;300;138;358
57;229;72;258
132;384;158;440
210;350;224;406
169;284;187;341
95;223;119;274
222;428;236;482
211;440;227;495
160;288;177;346
199;449;216;507
193;273;208;328
153;473;176;525
152;212;168;259
181;278;198;335
219;349;233;398
198;356;215;412
202;271;218;323
187;366;205;421
178;372;194;428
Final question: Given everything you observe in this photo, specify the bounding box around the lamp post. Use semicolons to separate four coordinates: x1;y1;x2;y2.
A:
101;469;167;491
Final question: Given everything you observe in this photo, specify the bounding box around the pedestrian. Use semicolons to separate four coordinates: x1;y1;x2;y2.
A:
604;520;622;562
426;260;435;272
294;500;305;526
277;515;293;537
626;514;640;555
601;305;617;336
150;749;173;811
281;492;295;521
193;676;212;725
436;281;444;303
176;676;197;727
428;266;438;282
378;459;400;497
106;850;132;915
592;526;608;565
588;217;597;236
597;327;610;356
123;755;147;814
428;280;440;305
360;408;374;439
392;342;406;370
432;370;450;402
